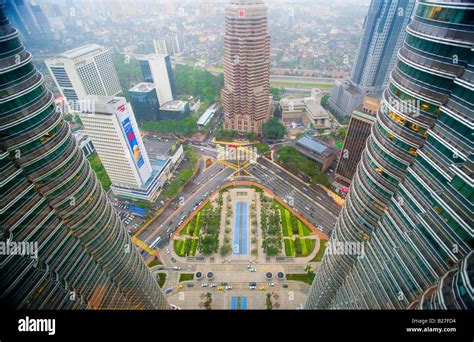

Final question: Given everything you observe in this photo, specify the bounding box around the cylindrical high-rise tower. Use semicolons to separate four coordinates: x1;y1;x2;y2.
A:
307;0;473;309
0;4;168;310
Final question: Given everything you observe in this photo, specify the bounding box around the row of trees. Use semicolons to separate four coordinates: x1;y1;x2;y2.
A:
260;197;282;256
277;146;331;187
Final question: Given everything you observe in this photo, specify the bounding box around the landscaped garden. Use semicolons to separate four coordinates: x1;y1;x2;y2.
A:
173;194;222;257
272;200;317;257
260;194;283;256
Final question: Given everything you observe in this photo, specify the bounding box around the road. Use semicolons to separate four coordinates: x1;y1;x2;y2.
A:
135;146;341;254
137;162;234;247
247;160;339;233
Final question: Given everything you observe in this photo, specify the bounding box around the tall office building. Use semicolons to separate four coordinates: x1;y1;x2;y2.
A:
335;97;379;186
153;31;186;56
222;0;272;136
46;44;122;111
139;54;177;106
129;82;161;122
3;0;52;42
307;0;473;310
329;0;415;117
0;5;167;309
79;97;163;203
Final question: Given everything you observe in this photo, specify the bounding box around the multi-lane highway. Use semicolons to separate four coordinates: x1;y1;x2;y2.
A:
135;147;341;253
247;161;339;233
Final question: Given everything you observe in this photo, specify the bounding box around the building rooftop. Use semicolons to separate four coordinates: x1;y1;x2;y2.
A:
129;82;156;93
297;136;329;154
197;103;218;126
59;44;103;60
143;136;177;159
160;100;187;111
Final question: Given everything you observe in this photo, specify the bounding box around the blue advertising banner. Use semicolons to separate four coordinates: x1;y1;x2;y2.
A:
122;117;144;168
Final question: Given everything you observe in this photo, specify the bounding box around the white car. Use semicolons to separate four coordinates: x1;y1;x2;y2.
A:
268;282;275;287
201;283;208;288
225;286;233;290
173;266;181;271
250;268;256;272
166;248;170;254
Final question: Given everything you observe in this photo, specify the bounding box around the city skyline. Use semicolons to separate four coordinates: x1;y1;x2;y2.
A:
0;0;472;320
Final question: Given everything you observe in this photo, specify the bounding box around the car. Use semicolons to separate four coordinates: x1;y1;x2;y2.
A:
210;283;217;288
220;282;228;286
268;282;275;287
249;285;256;290
186;283;194;288
259;286;267;291
225;286;233;290
176;284;184;289
171;257;177;263
165;288;174;294
174;266;181;271
217;286;225;291
165;248;170;254
282;284;289;288
166;228;171;234
246;264;252;269
317;225;324;232
170;304;181;310
250;268;256;272
201;283;208;288
305;206;310;211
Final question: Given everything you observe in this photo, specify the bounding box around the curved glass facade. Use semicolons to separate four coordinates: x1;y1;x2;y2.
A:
0;6;167;309
307;0;473;309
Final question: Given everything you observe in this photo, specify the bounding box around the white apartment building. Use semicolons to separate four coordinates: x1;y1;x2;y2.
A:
79;96;163;202
46;44;121;111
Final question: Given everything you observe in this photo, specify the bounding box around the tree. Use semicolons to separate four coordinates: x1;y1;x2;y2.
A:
204;292;213;310
219;244;232;257
263;118;286;140
266;293;273;310
270;88;284;101
244;132;258;142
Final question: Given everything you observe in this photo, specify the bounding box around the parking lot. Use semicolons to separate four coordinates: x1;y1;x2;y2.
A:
110;200;145;235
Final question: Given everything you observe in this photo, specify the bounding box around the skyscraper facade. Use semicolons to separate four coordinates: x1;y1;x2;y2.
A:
139;54;177;106
222;0;272;136
0;6;167;309
307;0;473;310
329;0;416;117
335;97;379;186
79;97;163;203
46;44;122;111
129;82;161;122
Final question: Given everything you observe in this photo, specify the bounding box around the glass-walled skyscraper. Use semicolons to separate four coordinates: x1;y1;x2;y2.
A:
307;0;473;309
0;5;168;310
329;0;416;117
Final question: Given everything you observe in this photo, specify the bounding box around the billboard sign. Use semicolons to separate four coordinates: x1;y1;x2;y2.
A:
121;117;144;168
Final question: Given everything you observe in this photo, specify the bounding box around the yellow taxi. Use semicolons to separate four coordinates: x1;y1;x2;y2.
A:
217;286;225;291
259;285;267;291
177;284;184;289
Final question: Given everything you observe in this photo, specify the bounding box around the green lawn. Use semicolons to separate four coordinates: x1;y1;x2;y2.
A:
190;239;198;256
87;153;112;191
303;238;316;257
311;240;328;262
284;239;295;257
286;273;316;285
156;273;167;288
284;209;293;237
179;273;195;282
173;240;184;257
270;81;333;90
147;258;162;267
193;212;201;237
